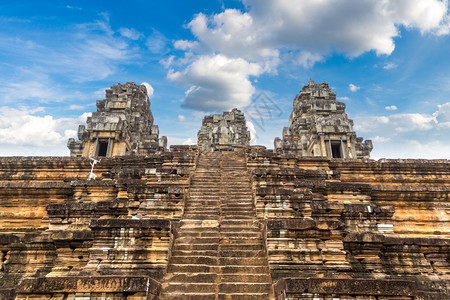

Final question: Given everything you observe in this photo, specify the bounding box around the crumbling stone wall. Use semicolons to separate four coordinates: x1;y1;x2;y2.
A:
68;82;167;157
275;79;372;158
247;146;449;299
0;146;197;299
197;108;250;152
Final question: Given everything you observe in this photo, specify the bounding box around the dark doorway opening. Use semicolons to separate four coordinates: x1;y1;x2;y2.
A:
331;141;342;158
97;140;109;157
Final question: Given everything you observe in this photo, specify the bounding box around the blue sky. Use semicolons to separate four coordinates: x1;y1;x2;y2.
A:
0;0;449;159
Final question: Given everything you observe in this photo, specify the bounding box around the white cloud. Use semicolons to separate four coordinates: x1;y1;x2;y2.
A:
160;55;175;68
356;113;437;133
383;62;398;70
349;83;360;92
118;27;142;40
0;106;81;149
169;0;449;112
185;0;448;59
69;104;85;110
432;102;450;122
338;96;350;101
78;112;92;124
182;138;194;145
178;114;186;121
168;54;263;111
385;105;398;110
141;82;154;98
146;30;168;54
246;120;257;144
371;136;391;143
373;140;450;159
353;102;450;158
293;51;324;68
174;40;199;50
391;113;437;132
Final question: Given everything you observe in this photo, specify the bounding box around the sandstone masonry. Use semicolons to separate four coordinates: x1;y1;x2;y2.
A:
197;108;250;152
0;81;448;300
275;79;373;158
68;82;167;157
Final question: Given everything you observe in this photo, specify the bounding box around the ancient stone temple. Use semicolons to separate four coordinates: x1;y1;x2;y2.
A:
68;82;167;157
197;108;250;152
275;79;373;158
0;81;449;300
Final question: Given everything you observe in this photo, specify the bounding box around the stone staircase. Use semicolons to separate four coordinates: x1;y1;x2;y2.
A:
160;151;274;299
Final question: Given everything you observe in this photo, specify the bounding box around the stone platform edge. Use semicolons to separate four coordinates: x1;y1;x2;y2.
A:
16;276;160;295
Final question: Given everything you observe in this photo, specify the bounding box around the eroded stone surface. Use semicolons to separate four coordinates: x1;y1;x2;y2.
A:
1;81;449;300
275;79;373;158
247;146;449;299
197;108;250;152
68;82;167;157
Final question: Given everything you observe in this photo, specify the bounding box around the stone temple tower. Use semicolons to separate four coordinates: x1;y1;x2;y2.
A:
67;82;167;157
275;79;372;158
197;108;250;152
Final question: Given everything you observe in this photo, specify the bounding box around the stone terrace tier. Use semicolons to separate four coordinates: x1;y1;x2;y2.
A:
247;146;449;299
0;146;449;299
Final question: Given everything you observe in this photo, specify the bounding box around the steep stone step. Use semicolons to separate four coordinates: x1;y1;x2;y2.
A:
161;152;274;299
220;227;260;233
170;256;218;265
219;283;272;293
162;293;216;300
174;244;219;251
222;215;254;219
172;250;217;256
219;274;271;282
220;232;260;238
175;237;220;244
220;220;258;227
220;244;264;251
175;231;219;238
219;257;267;265
219;250;265;257
220;265;270;274
183;214;219;219
163;283;216;293
180;219;219;228
217;293;272;300
166;272;218;283
167;264;218;273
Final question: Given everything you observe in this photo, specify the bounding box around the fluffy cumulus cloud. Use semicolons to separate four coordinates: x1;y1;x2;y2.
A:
354;102;450;158
385;105;398;110
433;102;450;128
169;0;449;112
349;84;360;92
141;82;154;98
246;121;257;144
0;106;89;155
168;55;263;111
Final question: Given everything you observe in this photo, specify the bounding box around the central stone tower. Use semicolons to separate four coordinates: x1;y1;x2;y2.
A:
275;79;372;158
197;108;250;152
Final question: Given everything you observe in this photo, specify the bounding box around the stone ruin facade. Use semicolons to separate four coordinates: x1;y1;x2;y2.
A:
68;82;167;157
0;81;449;300
275;79;373;158
197;108;250;152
